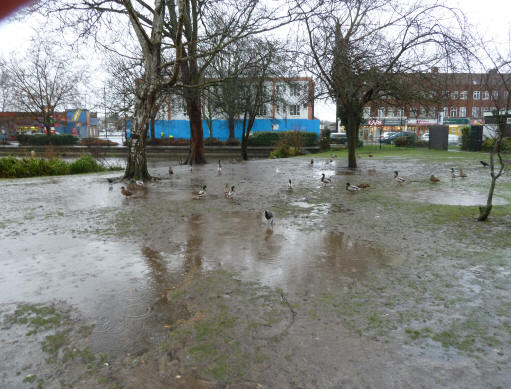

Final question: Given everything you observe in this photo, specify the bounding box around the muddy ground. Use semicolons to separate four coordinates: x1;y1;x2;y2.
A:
1;149;511;389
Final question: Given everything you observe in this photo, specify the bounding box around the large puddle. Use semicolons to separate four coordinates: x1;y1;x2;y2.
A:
0;209;393;354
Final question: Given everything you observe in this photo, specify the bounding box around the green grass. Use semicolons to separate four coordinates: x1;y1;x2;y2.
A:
4;304;71;335
0;155;106;178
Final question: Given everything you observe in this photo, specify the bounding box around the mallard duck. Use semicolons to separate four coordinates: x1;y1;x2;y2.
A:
121;186;132;198
430;174;440;183
480;160;489;167
346;183;361;193
394;171;406;184
224;183;230;196
451;168;456;180
459;169;467;178
264;210;274;225
357;182;370;189
169;166;173;175
288;179;293;190
226;185;235;199
195;185;208;199
321;173;331;187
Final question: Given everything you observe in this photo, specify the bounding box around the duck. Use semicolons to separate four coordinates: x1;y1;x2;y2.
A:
224;183;230;197
459;169;467;178
346;183;361;193
451;168;456;180
135;180;144;188
218;160;222;173
480;160;489;167
226;185;235;199
394;171;406;184
429;174;440;183
264;210;274;226
190;161;193;172
121;186;132;198
368;154;373;158
168;166;173;175
321;173;331;187
310;159;314;166
288;179;293;190
357;182;371;189
194;185;207;199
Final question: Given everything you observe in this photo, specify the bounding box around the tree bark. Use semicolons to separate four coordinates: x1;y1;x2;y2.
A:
343;110;360;168
228;117;235;140
185;88;206;164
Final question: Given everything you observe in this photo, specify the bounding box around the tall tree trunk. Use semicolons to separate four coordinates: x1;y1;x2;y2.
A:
241;133;248;160
124;83;157;180
345;114;360;168
228;117;235;140
185;89;206;164
150;116;155;140
478;131;504;221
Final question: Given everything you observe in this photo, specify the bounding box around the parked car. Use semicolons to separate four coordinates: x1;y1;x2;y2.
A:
330;132;347;145
380;132;396;141
381;131;417;144
421;132;429;141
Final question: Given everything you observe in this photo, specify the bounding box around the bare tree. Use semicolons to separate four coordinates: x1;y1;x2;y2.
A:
2;41;84;134
476;54;511;221
0;64;14;112
296;0;467;168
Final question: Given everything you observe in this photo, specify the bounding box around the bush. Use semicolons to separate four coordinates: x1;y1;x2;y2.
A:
320;129;331;151
0;155;105;178
248;131;318;147
146;137;189;146
204;137;225;146
224;137;240;146
16;134;78;146
248;131;282;146
269;143;296;158
394;137;411;147
460;127;470;151
414;139;429;148
78;138;119;146
481;137;511;153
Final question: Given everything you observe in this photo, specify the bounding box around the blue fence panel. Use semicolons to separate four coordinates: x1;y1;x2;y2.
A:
127;118;320;140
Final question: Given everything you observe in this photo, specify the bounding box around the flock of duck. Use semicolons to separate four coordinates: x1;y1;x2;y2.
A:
115;156;488;226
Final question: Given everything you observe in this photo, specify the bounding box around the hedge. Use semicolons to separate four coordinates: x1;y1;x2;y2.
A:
481;137;511;153
16;134;78;146
0;155;105;178
248;131;318;147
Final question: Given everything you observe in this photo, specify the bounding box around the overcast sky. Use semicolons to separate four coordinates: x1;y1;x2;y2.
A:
0;0;510;121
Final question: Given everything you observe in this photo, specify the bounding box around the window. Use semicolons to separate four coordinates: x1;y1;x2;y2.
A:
450;107;457;117
451;91;458;100
420;107;427;116
397;108;403;117
257;104;267;116
289;104;300;116
472;106;480;117
378;107;385;117
492;90;499;99
482;91;489;100
482;107;490;113
291;83;301;97
388;108;395;117
276;84;286;95
460;90;467;100
505;91;510;99
443;106;448;117
459;106;466;117
363;107;371;117
473;90;480;100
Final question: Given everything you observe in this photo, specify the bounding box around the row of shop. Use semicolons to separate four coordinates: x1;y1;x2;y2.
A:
356;117;484;140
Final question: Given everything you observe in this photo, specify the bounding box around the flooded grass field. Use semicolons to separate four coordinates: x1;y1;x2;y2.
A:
1;148;511;388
